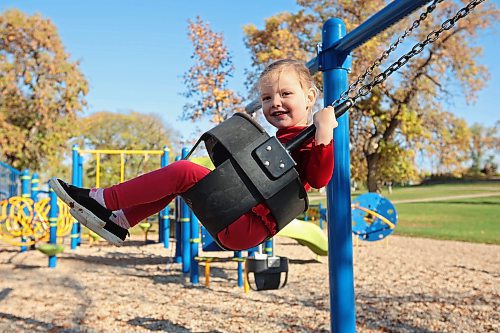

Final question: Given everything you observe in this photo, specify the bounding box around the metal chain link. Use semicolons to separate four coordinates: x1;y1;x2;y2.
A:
336;0;443;104
332;0;485;107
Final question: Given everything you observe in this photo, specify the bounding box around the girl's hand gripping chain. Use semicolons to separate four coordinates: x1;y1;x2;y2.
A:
313;105;339;145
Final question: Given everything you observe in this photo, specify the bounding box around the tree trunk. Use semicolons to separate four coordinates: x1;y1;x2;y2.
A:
366;153;381;193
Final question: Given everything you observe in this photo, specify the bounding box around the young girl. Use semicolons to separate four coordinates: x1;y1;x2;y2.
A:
49;59;338;250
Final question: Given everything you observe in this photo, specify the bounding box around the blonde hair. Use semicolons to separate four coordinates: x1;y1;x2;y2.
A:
258;59;319;98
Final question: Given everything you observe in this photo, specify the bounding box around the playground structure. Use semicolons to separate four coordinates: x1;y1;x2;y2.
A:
0;195;73;247
67;144;171;249
0;163;74;267
0;0;485;331
298;192;398;244
0;149;396;281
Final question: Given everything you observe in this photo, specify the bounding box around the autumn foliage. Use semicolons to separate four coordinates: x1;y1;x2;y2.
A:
182;16;243;124
0;9;88;170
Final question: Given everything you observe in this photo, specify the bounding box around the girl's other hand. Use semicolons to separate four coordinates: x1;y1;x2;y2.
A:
313;106;338;130
313;106;338;145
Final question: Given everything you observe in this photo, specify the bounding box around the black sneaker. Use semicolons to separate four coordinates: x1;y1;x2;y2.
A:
49;178;128;246
49;178;106;228
70;207;128;246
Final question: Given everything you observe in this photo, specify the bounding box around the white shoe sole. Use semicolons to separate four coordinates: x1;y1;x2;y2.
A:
49;178;106;228
70;208;123;246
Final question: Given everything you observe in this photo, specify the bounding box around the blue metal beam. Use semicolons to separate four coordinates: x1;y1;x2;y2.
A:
319;0;434;57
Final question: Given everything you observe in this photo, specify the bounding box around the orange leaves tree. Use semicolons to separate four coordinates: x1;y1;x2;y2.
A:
244;0;499;191
182;16;243;125
0;9;88;170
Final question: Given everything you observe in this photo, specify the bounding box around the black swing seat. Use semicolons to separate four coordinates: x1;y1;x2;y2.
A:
181;112;308;250
245;256;289;291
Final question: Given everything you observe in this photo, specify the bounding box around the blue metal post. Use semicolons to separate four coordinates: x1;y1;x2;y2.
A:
20;169;31;252
31;173;39;203
76;154;83;245
7;164;20;197
190;211;200;284
70;145;80;249
180;148;191;273
8;171;16;197
160;146;170;247
319;202;324;230
264;239;273;256
31;173;40;248
77;154;83;187
247;248;256;258
323;18;356;333
174;156;183;263
235;251;243;287
48;188;59;268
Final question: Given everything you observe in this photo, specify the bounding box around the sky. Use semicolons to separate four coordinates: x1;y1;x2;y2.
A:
1;0;499;147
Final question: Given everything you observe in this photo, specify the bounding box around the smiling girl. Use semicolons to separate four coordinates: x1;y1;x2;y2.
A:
49;59;338;250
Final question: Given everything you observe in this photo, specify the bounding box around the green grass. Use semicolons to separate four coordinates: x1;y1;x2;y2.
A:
308;181;500;244
382;181;500;201
395;196;500;244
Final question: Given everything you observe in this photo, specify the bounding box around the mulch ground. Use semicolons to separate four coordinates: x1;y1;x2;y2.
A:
0;234;498;332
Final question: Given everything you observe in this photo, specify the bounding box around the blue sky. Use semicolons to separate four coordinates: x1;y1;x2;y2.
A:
1;0;498;145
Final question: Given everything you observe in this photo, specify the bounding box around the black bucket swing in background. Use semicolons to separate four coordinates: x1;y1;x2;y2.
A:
181;100;353;291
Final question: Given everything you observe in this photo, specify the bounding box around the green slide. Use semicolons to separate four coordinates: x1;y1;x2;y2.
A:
277;219;328;256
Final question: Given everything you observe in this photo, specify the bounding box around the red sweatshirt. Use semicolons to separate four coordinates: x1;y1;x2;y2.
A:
276;126;334;190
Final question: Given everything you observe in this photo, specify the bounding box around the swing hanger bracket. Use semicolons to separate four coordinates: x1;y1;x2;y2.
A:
317;46;352;73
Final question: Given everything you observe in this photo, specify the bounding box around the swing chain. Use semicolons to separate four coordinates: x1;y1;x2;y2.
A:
332;0;485;108
336;0;443;104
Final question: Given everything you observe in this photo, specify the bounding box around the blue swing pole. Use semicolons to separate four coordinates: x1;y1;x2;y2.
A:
20;169;31;252
48;189;59;268
322;18;356;333
174;156;183;264
190;211;200;284
180;147;191;273
318;3;435;331
160;145;170;247
70;144;80;249
31;173;39;203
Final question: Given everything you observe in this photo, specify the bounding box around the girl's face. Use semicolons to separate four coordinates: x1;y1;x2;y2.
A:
260;70;316;129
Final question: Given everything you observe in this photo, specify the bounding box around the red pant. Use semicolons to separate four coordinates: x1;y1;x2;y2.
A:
102;160;273;250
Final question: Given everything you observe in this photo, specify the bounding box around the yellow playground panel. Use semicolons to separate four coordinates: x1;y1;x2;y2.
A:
0;196;73;247
76;148;165;187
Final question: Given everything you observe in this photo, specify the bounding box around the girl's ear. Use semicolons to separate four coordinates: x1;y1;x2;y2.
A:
306;87;317;110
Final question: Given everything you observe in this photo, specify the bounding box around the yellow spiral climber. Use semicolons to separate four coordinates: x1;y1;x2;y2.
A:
0;196;74;247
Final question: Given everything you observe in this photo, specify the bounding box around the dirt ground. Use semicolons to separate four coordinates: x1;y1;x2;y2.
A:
0;234;498;333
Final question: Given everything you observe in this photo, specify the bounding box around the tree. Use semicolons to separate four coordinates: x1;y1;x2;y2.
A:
0;9;88;170
181;16;243;124
243;0;499;191
74;111;178;188
468;121;499;175
427;111;471;176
